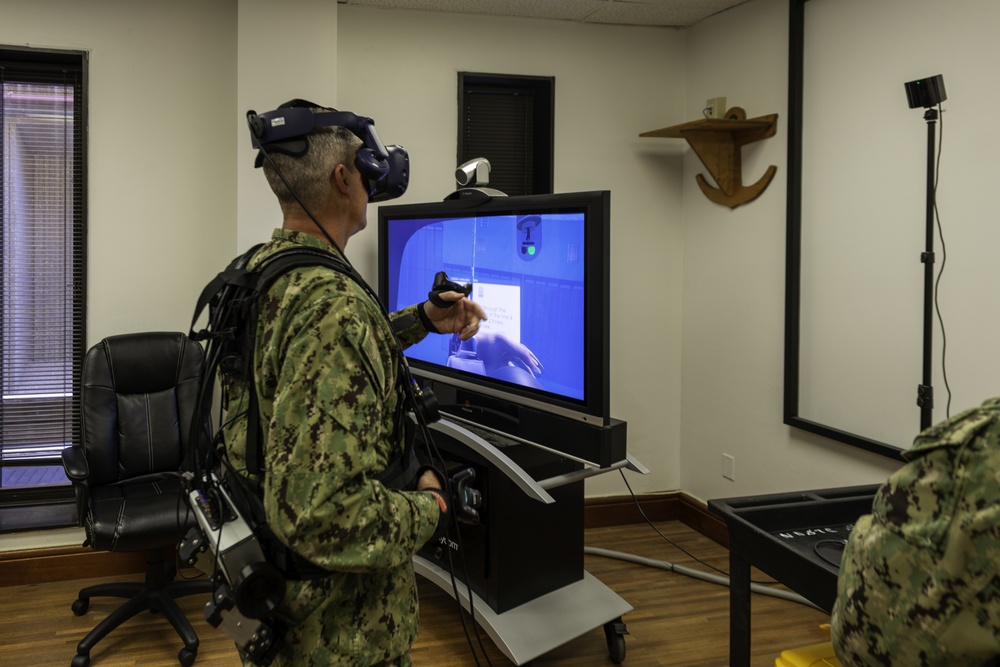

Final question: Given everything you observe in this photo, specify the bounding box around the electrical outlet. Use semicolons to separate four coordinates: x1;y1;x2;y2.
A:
722;453;735;481
705;96;727;119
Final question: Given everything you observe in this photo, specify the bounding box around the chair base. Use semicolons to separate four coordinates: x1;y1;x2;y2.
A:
70;550;213;666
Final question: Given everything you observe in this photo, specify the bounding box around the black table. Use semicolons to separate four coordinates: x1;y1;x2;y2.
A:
708;484;879;667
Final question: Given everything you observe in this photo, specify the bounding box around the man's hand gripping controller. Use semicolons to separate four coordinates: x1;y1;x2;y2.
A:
422;464;483;530
428;271;472;308
450;467;482;525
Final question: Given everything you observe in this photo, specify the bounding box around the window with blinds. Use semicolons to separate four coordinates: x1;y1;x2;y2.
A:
1;48;86;500
458;73;554;196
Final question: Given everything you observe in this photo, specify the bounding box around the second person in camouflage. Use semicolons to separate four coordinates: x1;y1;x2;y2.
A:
832;397;1000;666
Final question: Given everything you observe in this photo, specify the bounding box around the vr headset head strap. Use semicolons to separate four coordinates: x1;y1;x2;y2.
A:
247;99;404;201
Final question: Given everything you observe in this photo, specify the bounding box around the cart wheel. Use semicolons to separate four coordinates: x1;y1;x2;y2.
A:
604;617;629;664
608;634;626;664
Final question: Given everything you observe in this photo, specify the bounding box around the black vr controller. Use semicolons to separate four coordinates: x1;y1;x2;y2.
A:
427;271;472;308
401;271;474;427
450;466;482;525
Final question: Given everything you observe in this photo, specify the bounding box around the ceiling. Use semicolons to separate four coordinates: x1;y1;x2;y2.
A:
337;0;753;28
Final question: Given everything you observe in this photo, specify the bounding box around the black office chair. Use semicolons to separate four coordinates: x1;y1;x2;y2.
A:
61;332;214;667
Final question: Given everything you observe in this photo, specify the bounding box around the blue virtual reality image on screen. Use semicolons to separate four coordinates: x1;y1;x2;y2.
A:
386;212;585;402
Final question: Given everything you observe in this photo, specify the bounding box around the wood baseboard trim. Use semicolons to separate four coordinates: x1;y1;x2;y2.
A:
0;545;149;587
584;491;728;548
0;493;730;587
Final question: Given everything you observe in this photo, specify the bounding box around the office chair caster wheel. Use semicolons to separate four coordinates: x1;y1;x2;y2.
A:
604;617;628;664
71;653;91;667
71;598;89;616
178;647;197;666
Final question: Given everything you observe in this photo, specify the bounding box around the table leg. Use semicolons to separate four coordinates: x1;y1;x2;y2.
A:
729;550;751;667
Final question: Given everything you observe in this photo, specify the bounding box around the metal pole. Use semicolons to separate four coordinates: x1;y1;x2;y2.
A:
918;108;937;430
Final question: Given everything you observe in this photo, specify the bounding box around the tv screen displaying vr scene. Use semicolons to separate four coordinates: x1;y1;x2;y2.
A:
379;191;625;467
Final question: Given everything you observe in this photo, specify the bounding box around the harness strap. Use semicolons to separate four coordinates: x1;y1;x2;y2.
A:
190;244;421;582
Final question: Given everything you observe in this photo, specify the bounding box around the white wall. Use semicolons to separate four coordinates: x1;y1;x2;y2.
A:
0;0;237;343
10;0;976;534
335;7;689;496
236;0;340;251
795;0;1000;449
681;0;906;502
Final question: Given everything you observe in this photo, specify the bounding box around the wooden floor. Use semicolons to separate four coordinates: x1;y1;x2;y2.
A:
0;520;832;667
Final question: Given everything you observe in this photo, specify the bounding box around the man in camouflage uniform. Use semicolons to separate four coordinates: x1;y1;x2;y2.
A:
222;103;485;666
832;397;1000;666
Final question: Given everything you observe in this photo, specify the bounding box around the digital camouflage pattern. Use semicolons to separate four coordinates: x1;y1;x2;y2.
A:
832;396;1000;667
222;229;440;666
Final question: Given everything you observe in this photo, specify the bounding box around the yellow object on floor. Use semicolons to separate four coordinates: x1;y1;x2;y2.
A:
774;641;843;667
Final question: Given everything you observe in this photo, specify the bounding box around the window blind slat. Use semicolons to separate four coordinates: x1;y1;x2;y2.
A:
462;90;535;196
458;75;552;197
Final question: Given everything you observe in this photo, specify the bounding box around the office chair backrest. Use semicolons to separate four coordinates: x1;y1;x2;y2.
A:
81;332;204;484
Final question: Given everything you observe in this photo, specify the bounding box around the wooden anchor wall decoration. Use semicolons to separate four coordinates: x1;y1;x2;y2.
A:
640;107;778;209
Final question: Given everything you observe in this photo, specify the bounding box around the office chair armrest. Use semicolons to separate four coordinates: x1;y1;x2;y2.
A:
61;446;92;527
61;446;89;481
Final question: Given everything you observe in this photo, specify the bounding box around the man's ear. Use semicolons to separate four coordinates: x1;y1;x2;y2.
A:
333;164;352;195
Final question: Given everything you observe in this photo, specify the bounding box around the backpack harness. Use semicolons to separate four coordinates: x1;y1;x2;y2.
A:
187;244;418;578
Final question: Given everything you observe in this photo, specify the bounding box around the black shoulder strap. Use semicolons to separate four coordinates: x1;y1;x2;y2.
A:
187;244;263;474
189;244;411;483
189;243;262;345
189;245;356;345
187;244;357;477
243;247;415;484
254;246;357;288
242;248;356;475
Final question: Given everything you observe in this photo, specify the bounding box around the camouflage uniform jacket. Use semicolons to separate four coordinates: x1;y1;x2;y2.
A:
221;229;440;666
832;396;1000;667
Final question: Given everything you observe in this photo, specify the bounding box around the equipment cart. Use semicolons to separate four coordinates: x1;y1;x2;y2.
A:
414;418;646;665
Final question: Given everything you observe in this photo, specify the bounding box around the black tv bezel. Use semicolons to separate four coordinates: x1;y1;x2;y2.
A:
377;190;612;428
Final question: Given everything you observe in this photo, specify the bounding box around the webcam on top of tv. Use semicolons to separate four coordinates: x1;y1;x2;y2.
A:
446;157;507;201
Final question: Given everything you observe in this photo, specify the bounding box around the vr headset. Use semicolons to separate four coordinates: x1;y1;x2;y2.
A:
247;99;409;203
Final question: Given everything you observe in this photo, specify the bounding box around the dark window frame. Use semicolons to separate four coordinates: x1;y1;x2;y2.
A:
458;72;554;196
0;45;89;512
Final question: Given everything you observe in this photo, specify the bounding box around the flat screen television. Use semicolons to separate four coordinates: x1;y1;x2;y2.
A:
378;190;626;468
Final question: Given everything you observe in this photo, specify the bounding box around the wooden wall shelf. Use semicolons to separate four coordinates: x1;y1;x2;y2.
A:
641;107;778;209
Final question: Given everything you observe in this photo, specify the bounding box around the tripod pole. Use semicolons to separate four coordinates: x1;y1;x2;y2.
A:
917;107;938;430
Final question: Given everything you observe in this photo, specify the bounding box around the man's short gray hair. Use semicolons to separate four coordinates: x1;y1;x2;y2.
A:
261;124;362;216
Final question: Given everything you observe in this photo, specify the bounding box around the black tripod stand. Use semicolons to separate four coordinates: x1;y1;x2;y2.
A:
917;106;938;431
904;74;946;431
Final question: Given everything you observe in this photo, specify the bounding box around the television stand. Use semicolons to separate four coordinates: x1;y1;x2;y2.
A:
415;418;644;665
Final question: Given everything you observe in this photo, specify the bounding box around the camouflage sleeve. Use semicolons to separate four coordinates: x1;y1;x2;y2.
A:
388;303;431;350
261;287;439;573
